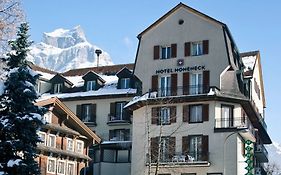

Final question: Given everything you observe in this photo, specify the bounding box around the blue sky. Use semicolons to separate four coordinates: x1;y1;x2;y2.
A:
22;0;281;143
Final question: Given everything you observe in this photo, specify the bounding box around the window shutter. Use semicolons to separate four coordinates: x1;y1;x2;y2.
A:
151;107;159;125
110;103;115;116
76;105;82;118
182;136;190;155
154;45;160;60
183;105;189;122
151;75;158;92
202;135;209;161
151;137;159;163
203;70;210;93
171;73;177;96
171;43;177;58
183;72;189;95
170;106;177;123
184;42;191;57
202;104;209;122
203;40;209;55
169;137;176;159
92;104;97;123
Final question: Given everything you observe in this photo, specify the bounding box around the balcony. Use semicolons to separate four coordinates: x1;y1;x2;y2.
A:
214;117;256;142
151;85;209;97
255;144;268;163
107;113;131;125
149;151;209;165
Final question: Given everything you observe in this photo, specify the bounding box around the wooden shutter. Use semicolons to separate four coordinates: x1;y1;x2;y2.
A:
151;107;159;125
183;105;189;122
110;103;115;116
203;70;210;93
202;135;209;161
151;75;158;92
202;104;209;122
170;106;177;123
154;45;160;60
92;104;97;123
76;105;82;118
151;137;159;163
171;43;177;58
183;72;189;95
184;42;191;57
203;40;209;55
169;137;176;159
182;136;190;155
171;73;177;96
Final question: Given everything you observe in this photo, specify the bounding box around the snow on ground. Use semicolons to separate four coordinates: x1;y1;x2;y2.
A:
7;159;22;167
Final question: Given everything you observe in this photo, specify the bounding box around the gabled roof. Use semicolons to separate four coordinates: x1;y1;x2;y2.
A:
138;2;226;38
35;97;101;144
49;73;74;86
116;67;133;77
62;63;135;76
82;71;106;83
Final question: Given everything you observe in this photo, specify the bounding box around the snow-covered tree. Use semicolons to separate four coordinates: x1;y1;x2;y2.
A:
0;23;46;175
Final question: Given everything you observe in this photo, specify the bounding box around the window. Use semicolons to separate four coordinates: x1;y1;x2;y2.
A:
221;105;234;127
160;137;170;162
115;102;127;120
190;105;202;123
159;107;170;125
54;83;63;93
47;158;56;174
48;134;56;148
159;76;171;96
66;138;74;151
81;104;95;122
67;162;75;175
207;173;222;175
182;174;196;175
57;160;65;175
191;41;203;56
103;149;116;162
109;129;130;141
189;135;203;161
190;73;202;94
43;112;52;123
161;46;171;59
117;150;130;163
86;80;96;91
76;140;84;154
38;132;46;145
120;78;130;89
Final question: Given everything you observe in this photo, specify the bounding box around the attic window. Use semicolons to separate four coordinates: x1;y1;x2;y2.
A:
178;19;184;25
54;83;63;94
86;80;96;91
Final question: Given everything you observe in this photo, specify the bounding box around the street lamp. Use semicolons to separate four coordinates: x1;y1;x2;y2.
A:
95;49;102;68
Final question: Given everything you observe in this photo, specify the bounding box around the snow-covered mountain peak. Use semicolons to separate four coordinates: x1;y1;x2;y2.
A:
27;26;113;72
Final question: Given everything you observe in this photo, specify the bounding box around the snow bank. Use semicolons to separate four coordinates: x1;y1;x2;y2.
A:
7;159;22;167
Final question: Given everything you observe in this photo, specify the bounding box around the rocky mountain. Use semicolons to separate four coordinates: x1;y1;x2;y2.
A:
267;141;281;167
27;26;113;72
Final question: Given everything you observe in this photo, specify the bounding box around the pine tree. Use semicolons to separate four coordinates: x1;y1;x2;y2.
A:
0;23;46;175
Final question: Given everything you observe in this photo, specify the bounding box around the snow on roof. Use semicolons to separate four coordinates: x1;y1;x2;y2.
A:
242;55;256;71
65;75;84;87
37;71;55;80
39;86;136;100
124;92;155;108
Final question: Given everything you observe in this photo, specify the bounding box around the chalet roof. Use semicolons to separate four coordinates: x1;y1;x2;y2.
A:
62;63;135;76
35;97;101;144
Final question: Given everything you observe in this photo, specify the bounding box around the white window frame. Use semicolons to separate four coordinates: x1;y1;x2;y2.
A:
57;160;65;175
189;135;203;161
66;138;74;151
76;140;84;154
43;112;52;123
161;46;171;59
47;157;56;174
54;83;63;94
115;102;126;120
38;131;46;146
160;107;170;125
86;80;96;91
160;137;169;162
190;105;203;123
48;134;56;148
67;161;75;175
189;72;203;95
191;41;203;56
120;78;130;89
159;75;171;97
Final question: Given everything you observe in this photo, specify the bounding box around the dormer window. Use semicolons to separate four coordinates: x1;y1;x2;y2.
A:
54;83;63;93
120;78;130;89
86;80;96;91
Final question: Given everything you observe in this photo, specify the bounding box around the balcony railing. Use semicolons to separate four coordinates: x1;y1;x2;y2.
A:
151;85;209;97
215;117;249;129
254;144;269;163
107;113;131;125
